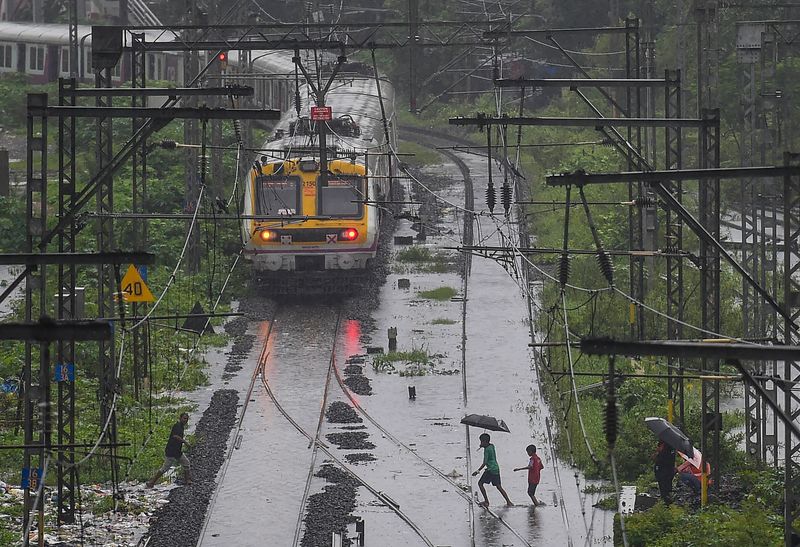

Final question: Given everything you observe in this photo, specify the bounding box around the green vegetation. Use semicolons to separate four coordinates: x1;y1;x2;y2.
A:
396;246;435;262
398;140;441;166
371;349;451;376
620;498;782;546
431;318;457;325
417;286;458;301
377;2;800;540
0;75;249;500
395;246;457;273
372;349;432;371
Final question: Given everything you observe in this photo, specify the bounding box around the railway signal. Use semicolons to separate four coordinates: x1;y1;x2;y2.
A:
216;51;228;70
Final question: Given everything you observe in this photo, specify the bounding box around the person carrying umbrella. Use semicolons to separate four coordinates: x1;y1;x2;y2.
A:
471;433;513;507
652;440;676;504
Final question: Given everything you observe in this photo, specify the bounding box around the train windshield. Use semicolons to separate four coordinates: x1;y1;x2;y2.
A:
318;176;364;217
256;175;301;216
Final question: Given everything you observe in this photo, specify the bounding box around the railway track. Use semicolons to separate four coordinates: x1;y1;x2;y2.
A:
199;303;437;546
199;127;561;546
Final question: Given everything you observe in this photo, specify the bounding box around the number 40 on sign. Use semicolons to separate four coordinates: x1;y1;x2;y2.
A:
120;264;155;303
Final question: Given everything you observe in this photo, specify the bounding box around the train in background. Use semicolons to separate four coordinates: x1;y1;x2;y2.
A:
242;62;397;294
0;22;296;111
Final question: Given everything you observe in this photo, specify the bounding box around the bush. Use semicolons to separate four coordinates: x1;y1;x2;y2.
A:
620;499;782;547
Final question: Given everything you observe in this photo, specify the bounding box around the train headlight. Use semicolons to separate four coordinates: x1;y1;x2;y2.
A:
340;228;359;241
258;229;278;242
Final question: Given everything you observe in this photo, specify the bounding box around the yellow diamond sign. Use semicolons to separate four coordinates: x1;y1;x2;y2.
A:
120;264;155;303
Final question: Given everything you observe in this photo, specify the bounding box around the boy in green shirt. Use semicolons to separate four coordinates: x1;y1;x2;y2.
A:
471;433;513;507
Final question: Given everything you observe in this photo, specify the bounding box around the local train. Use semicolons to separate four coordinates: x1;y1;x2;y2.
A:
0;22;397;294
241;62;397;294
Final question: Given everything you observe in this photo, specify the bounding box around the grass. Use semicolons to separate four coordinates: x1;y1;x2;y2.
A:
396;246;434;263
398;140;441;166
395;247;458;274
372;349;432;372
431;318;457;325
418;286;458;301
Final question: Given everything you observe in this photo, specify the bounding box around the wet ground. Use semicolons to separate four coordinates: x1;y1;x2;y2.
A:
196;134;614;546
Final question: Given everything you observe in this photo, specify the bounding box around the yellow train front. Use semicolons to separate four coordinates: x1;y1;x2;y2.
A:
243;156;382;294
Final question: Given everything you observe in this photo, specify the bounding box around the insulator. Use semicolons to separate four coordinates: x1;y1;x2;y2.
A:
604;397;618;449
501;182;512;216
233;120;242;143
596;250;615;286
663;240;679;253
159;140;177;149
634;196;655;208
558;253;571;287
486;183;496;213
294;90;301;115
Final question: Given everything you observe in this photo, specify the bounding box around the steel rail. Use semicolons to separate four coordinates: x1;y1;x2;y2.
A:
259;358;435;547
195;306;280;547
294;309;342;547
423;143;476;547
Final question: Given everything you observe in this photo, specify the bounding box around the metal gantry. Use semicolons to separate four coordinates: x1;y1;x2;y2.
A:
782;152;800;546
56;78;77;525
698;108;722;496
737;23;763;461
183;21;201;274
131;34;149;401
664;69;685;427
94;62;119;485
23;92;48;542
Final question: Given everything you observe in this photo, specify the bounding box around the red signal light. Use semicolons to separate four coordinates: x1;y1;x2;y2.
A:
217;51;228;70
340;228;358;241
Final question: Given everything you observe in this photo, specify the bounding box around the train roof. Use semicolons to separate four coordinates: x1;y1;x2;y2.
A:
0;22;167;46
267;75;395;154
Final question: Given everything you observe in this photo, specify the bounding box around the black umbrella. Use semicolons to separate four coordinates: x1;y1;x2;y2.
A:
645;417;694;457
460;414;510;433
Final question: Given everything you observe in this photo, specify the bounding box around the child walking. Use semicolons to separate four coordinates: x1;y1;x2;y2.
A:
514;444;545;506
471;433;513;507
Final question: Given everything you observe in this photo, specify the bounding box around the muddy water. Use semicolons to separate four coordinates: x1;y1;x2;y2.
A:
201;304;342;545
338;150;614;546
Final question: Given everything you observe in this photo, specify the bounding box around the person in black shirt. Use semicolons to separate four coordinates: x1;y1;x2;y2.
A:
146;412;192;487
652;440;676;504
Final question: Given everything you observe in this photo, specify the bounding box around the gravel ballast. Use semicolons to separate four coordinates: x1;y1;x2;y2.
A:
325;431;376;450
326;401;362;424
301;465;359;547
144;389;239;547
145;294;276;546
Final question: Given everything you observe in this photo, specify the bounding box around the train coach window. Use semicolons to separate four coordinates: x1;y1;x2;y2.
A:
318;176;363;217
60;47;70;75
27;46;44;73
0;44;13;70
255;175;301;216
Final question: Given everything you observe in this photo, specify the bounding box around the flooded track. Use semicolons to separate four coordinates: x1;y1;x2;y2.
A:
197;129;614;546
